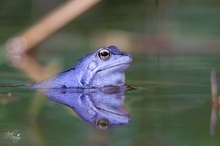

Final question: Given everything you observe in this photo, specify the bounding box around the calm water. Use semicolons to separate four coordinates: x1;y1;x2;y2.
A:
0;52;220;146
1;0;220;145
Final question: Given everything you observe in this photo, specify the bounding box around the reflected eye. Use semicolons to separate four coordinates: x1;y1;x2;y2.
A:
98;49;111;60
96;118;110;129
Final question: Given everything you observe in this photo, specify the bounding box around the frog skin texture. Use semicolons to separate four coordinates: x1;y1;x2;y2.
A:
31;46;132;89
37;86;130;129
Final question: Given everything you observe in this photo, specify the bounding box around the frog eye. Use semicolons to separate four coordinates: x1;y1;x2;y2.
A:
96;118;110;129
98;49;111;60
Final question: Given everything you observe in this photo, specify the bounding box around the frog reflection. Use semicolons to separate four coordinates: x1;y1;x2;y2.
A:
37;86;130;129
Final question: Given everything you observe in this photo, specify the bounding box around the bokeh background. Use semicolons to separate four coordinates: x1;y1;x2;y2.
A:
1;0;220;54
1;0;220;146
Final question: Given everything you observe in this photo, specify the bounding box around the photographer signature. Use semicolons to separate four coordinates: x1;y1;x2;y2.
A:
4;129;21;143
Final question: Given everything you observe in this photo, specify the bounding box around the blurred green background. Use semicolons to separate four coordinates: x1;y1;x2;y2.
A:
1;0;220;146
1;0;220;54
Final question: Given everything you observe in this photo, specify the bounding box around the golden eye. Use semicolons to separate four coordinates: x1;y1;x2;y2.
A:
98;49;111;60
96;118;110;129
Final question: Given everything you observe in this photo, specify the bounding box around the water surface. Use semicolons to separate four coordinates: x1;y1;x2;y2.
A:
0;52;219;146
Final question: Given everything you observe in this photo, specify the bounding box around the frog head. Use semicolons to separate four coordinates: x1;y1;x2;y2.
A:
79;46;132;87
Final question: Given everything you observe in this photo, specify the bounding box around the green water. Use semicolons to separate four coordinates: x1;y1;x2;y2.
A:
1;0;220;145
0;52;219;146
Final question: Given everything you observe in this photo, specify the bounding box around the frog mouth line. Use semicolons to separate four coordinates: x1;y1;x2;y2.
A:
97;63;130;72
95;105;129;116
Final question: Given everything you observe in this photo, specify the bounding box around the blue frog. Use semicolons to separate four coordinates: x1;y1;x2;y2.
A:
31;46;132;89
37;86;130;129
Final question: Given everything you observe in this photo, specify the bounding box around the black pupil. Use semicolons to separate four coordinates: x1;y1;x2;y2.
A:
100;122;107;127
101;51;108;56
